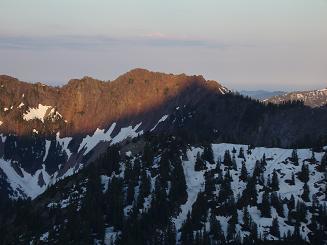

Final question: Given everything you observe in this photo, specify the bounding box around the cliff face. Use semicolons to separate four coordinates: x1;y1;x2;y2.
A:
0;69;227;136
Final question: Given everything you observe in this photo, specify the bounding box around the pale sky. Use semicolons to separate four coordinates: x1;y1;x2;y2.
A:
0;0;326;90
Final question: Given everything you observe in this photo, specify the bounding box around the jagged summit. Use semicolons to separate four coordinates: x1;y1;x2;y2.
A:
0;69;227;136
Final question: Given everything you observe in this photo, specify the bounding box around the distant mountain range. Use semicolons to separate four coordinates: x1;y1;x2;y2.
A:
240;90;286;100
265;88;327;108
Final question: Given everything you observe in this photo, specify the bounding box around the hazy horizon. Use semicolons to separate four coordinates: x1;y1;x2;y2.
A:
1;0;326;91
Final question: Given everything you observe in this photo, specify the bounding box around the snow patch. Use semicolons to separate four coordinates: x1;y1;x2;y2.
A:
56;132;72;159
78;122;143;155
43;140;51;162
23;104;63;122
78;123;117;154
111;122;143;144
23;104;52;122
0;159;50;199
174;147;208;232
150;115;168;131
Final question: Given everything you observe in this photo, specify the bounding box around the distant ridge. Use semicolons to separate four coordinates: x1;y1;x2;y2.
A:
240;90;285;100
265;87;327;107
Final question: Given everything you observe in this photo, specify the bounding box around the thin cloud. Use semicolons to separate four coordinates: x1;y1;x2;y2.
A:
0;34;230;50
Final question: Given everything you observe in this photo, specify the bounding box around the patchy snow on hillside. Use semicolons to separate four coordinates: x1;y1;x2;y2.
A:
170;143;327;242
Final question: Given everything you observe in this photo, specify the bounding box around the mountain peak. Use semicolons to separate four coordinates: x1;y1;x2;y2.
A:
0;69;227;136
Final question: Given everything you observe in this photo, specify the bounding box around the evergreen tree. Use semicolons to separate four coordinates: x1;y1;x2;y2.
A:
202;144;215;165
291;149;299;165
301;182;310;202
242;206;251;230
209;212;224;242
298;163;309;183
81;168;105;241
180;212;193;245
295;200;307;223
260;190;271;218
270;192;284;218
247;145;252;155
139;169;151;199
293;221;302;241
209;212;218;237
218;171;233;203
239;161;248;182
126;181;135;206
310;149;316;164
101;144;121;175
271;170;280;191
159;152;171;186
105;176;124;230
317;152;327;172
232;156;237;170
202;227;210;245
194;153;207;171
223;150;232;167
262;153;267;166
142;142;154;168
238;147;245;159
166;218;176;245
240;176;257;207
250;221;258;242
227;211;237;242
270;217;280;238
124;161;133;184
170;157;188;208
253;160;262;178
191;192;208;230
287;195;295;211
290;172;295;185
149;178;170;228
